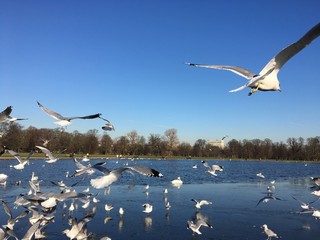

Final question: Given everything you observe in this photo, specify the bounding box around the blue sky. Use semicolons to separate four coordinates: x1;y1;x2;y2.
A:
1;0;319;144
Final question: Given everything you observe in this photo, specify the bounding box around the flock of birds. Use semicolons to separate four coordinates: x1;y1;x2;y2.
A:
0;101;115;132
0;22;320;239
1;144;320;239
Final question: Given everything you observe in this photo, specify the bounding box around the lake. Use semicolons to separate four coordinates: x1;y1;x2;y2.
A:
0;158;320;239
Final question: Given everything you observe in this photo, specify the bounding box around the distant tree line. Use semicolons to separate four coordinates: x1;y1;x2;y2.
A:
0;123;319;161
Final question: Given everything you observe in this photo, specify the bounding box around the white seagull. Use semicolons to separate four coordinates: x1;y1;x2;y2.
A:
257;172;265;179
201;161;224;176
37;101;102;127
142;203;153;214
73;163;163;189
36;145;65;163
187;23;320;96
187;219;213;235
0;106;13;122
191;199;213;209
5;147;34;170
261;224;279;239
0;173;8;186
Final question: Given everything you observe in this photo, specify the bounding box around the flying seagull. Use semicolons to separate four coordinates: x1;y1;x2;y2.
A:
73;163;163;189
99;116;115;131
191;199;213;209
187;219;213;235
36;101;101;126
187;22;320;96
5;147;34;170
36;145;66;163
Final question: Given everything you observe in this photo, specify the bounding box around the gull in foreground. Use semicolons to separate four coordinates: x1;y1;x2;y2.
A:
191;199;213;209
261;224;279;239
73;163;163;189
187;219;213;235
171;177;183;185
37;101;102;127
187;23;320;96
0;106;12;122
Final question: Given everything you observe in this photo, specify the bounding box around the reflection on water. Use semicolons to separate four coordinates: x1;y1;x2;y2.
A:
0;159;320;239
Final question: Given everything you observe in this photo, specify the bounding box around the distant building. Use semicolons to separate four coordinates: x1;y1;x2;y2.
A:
208;135;228;149
208;139;225;149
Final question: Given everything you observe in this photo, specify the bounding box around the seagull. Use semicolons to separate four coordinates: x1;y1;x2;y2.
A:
171;177;183;185
0;173;8;185
37;101;102;126
36;145;65;163
311;177;320;186
292;195;320;210
1;200;29;230
187;219;213;235
187;23;320;96
119;207;124;217
5;147;34;170
105;204;114;212
256;192;283;206
99;116;115;131
261;224;279;239
74;164;163;189
142;203;153;214
257;172;265;179
0;106;13;122
201;161;224;176
191;199;213;209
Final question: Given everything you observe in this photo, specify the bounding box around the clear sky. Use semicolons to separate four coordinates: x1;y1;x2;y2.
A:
1;0;319;144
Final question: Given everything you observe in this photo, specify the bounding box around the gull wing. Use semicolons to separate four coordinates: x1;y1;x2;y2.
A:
37;101;66;120
1;200;12;219
22;221;40;240
126;166;163;178
0;106;13;122
260;22;320;76
36;146;55;160
6;149;24;163
187;63;256;79
68;113;101;121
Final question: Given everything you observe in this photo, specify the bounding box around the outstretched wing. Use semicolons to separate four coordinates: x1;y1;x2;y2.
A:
37;101;66;121
187;63;256;79
260;22;320;76
36;145;55;160
126;166;163;178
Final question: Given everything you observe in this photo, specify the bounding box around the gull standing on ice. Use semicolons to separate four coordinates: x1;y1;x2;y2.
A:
187;23;320;96
261;224;279;239
37;101;102;127
142;203;153;214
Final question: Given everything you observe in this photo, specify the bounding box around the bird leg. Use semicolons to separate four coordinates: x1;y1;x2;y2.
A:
248;82;261;96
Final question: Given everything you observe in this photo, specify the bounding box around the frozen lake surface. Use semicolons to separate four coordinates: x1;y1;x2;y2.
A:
0;158;320;239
